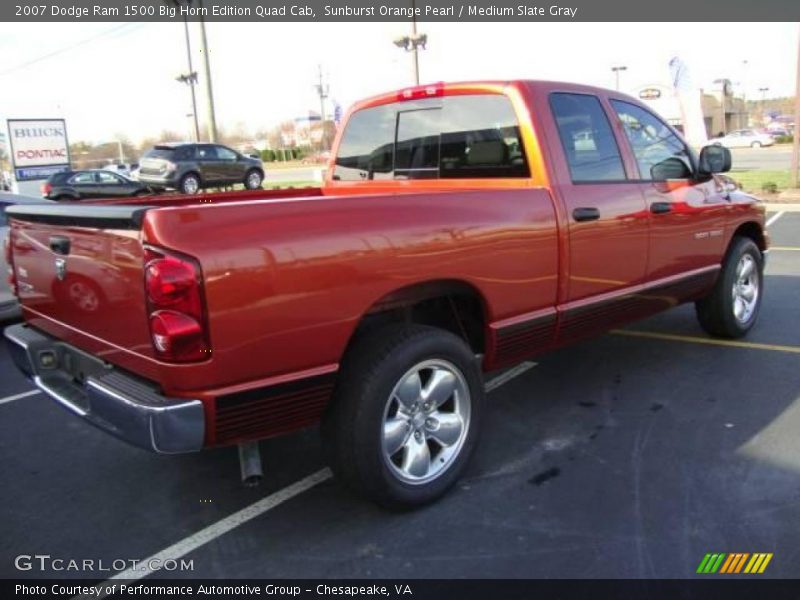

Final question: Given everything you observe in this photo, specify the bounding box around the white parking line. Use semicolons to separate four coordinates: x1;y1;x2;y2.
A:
766;211;785;228
485;361;537;393
0;389;39;406
79;360;539;596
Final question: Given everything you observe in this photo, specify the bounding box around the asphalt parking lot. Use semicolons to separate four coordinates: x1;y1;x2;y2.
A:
1;210;799;581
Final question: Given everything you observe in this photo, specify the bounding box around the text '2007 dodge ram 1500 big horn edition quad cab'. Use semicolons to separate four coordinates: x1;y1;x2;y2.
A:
4;81;767;508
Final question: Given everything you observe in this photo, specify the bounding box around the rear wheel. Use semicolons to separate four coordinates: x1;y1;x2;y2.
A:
322;324;484;509
179;173;200;195
244;169;263;190
695;237;763;338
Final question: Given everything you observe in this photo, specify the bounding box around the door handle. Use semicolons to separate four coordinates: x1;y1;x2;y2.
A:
572;207;600;222
650;202;672;214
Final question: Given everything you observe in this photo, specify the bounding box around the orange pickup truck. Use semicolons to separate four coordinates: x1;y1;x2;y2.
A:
4;80;766;508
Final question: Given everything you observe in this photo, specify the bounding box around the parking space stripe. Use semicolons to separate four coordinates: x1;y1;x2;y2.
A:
485;361;537;393
770;246;800;252
611;329;800;354
766;211;785;228
86;468;334;592
78;362;537;595
0;389;39;406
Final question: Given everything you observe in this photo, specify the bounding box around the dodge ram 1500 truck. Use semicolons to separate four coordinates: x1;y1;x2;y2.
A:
4;81;766;508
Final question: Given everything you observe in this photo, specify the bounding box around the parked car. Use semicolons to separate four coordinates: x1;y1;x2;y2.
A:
137;142;264;194
4;80;766;509
706;129;775;148
1;192;53;320
42;169;151;201
765;128;791;139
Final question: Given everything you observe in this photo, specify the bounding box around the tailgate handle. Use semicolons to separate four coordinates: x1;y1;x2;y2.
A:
49;236;71;255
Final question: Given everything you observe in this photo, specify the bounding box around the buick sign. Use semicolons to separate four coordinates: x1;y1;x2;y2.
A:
639;88;662;100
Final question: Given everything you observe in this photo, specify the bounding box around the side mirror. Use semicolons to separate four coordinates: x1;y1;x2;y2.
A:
698;145;732;175
248;153;260;160
650;157;693;181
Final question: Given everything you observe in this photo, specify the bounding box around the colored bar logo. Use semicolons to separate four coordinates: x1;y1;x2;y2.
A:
696;553;773;574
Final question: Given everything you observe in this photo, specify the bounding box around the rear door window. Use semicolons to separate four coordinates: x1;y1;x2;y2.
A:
333;94;529;181
549;93;626;183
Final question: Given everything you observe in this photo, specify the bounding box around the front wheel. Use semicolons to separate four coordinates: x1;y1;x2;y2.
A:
751;141;762;148
695;237;764;338
244;169;263;190
322;324;484;509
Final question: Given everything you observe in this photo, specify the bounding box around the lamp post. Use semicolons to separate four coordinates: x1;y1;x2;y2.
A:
167;0;218;142
393;0;426;85
611;65;627;91
314;64;330;150
791;23;800;189
714;78;730;135
177;15;200;142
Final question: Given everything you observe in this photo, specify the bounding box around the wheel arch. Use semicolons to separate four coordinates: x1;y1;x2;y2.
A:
344;279;490;361
731;221;767;253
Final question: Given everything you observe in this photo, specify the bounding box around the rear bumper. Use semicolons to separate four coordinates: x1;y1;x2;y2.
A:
137;173;178;188
4;323;205;453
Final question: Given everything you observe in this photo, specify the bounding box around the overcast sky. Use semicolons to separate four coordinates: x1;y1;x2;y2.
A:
0;21;796;144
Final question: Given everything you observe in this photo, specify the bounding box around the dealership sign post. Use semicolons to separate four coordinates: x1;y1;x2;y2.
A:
7;118;70;182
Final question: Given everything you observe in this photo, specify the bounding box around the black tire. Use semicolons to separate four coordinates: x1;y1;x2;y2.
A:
322;324;484;509
751;141;762;148
244;169;263;190
179;173;201;195
695;236;764;338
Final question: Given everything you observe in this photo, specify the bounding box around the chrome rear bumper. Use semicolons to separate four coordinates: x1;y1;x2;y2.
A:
4;323;205;453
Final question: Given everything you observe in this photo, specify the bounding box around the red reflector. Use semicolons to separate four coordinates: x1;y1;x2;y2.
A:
396;82;444;101
41;182;52;196
150;311;207;362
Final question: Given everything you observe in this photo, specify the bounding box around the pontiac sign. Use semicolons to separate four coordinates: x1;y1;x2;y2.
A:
7;119;70;181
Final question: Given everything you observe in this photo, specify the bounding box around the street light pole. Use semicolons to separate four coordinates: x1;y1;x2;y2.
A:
410;0;420;85
314;65;330;150
791;23;800;189
197;0;218;142
393;0;426;86
611;65;627;91
182;16;200;142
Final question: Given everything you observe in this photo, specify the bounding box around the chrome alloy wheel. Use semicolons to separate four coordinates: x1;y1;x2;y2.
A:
732;254;759;324
381;359;471;485
183;176;199;194
246;171;262;189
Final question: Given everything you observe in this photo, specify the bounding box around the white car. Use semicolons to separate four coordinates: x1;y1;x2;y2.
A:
706;129;775;149
1;192;54;320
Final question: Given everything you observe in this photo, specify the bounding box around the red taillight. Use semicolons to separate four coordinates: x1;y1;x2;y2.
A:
144;248;210;362
149;311;207;362
146;257;199;311
41;182;52;196
396;82;444;101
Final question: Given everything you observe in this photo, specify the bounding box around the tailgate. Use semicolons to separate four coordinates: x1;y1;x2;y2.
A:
6;204;157;362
